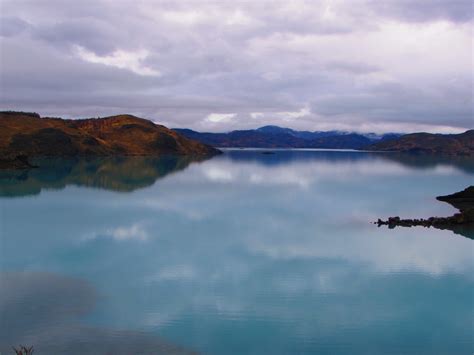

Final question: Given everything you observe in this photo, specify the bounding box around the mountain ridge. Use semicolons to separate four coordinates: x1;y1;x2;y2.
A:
0;112;220;166
173;126;401;149
365;130;474;156
173;126;473;154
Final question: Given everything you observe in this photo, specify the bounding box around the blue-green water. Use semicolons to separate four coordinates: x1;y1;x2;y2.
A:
0;150;473;354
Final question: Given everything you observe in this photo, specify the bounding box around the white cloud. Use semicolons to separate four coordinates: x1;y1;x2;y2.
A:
250;112;264;119
276;106;311;119
75;45;161;77
225;9;260;27
206;113;236;123
247;107;311;124
161;10;208;26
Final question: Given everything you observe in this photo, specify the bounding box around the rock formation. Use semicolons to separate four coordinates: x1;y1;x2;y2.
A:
376;186;474;239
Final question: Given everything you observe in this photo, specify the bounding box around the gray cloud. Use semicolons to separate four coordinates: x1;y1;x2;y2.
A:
0;16;30;37
0;0;472;133
325;61;381;74
369;0;473;23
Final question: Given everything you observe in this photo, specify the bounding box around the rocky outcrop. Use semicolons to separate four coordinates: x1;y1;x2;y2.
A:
376;212;474;228
376;186;474;239
436;186;474;211
0;112;220;164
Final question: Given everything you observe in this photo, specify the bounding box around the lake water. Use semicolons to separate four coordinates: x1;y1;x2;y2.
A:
0;150;473;354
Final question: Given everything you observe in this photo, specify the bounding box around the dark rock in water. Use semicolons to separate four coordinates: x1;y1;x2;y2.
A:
436;186;474;212
376;186;474;239
377;212;474;228
261;151;276;155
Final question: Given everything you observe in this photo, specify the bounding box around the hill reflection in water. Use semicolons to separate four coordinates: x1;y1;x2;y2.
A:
0;156;207;197
0;271;197;355
222;150;474;240
2;151;473;200
1;149;473;354
222;149;474;174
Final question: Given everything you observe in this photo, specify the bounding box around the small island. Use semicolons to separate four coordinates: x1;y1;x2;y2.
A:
376;186;474;239
0;111;220;169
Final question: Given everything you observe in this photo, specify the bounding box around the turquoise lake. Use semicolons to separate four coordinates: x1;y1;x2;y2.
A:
0;150;473;354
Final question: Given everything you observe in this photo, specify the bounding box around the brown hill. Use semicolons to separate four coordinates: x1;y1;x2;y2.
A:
364;130;474;156
0;112;220;161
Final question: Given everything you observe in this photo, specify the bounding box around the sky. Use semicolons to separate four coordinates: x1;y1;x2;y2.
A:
0;0;472;133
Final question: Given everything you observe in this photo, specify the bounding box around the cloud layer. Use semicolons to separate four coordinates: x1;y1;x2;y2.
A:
0;0;472;133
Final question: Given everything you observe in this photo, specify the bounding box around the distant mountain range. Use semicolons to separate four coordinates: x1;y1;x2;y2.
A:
173;125;401;149
174;126;474;155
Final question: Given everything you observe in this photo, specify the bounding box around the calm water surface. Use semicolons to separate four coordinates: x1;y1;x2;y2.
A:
0;150;473;354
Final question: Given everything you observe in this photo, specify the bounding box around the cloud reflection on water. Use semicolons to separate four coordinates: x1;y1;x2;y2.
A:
1;150;473;354
0;271;197;354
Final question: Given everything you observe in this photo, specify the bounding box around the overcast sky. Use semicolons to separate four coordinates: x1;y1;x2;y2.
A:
0;0;472;133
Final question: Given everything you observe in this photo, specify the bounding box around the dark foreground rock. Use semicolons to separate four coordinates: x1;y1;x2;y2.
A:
376;211;474;228
436;186;474;211
376;186;474;239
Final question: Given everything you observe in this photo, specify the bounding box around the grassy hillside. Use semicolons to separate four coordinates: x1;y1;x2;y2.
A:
0;112;220;159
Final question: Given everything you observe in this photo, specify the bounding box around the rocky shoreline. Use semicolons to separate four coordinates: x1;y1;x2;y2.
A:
375;186;474;239
376;212;474;228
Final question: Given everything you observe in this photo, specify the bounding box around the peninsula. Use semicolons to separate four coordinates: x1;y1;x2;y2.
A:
0;111;220;168
376;186;474;239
